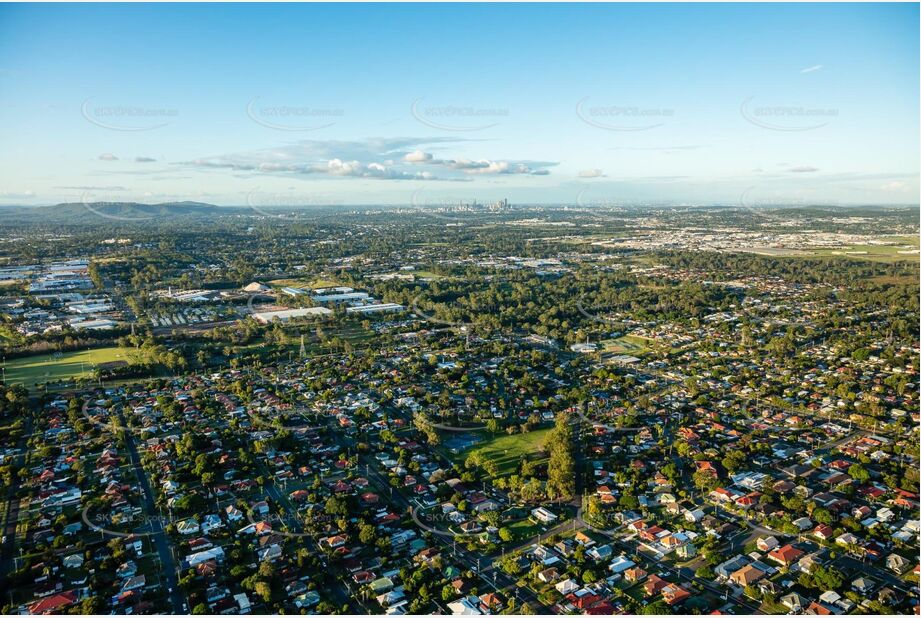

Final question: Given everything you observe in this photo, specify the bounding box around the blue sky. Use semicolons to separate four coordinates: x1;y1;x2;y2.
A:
0;3;918;207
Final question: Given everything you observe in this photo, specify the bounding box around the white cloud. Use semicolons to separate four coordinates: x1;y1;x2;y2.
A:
800;64;823;74
55;185;128;191
403;149;433;163
579;169;605;178
327;158;363;176
182;138;555;182
788;166;818;173
0;190;35;199
880;180;908;192
447;159;551;175
98;153;118;161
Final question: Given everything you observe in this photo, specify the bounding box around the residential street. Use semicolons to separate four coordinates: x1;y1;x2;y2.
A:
117;411;186;614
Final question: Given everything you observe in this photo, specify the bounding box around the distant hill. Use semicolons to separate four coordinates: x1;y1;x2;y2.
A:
42;202;244;221
0;200;369;224
0;201;254;223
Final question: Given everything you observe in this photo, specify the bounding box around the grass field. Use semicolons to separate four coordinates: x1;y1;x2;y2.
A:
600;334;651;355
443;427;551;476
809;243;919;262
744;237;919;263
411;270;448;281
3;346;132;388
267;278;342;289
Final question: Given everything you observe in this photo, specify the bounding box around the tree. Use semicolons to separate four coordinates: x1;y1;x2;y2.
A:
413;412;440;446
812;507;833;525
695;566;714;579
324;496;348;517
722;450;746;474
79;596;103;614
359;524;377;545
693;470;718;492
546;413;575;500
584;496;603;526
848;463;870;483
641;600;672;614
520;478;544;502
619;491;638;510
813;565;844;591
258;560;275;578
254;581;273;603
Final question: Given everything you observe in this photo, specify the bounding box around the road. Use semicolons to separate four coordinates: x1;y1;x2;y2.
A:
0;413;32;587
571;384;765;614
835;555;917;596
260;472;357;612
574;511;764;614
117;410;186;614
358;452;552;613
722;518;781;554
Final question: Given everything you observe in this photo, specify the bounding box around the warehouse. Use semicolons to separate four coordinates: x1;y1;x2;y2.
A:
251;307;332;324
345;303;405;314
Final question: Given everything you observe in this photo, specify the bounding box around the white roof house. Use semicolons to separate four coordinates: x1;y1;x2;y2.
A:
447;596;482;615
531;506;558;523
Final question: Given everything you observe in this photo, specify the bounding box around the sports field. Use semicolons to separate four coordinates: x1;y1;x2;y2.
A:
3;346;132;388
600;334;651;355
444;427;551;476
267;278;342;289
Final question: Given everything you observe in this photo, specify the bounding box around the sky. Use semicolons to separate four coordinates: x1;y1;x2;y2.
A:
0;2;918;208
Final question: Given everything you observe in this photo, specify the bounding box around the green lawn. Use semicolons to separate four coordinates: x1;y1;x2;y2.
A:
507;518;541;541
267;277;342;289
412;270;450;281
744;237;919;263
3;346;132;388
600;334;651;355
444;427;551;476
808;242;919;262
